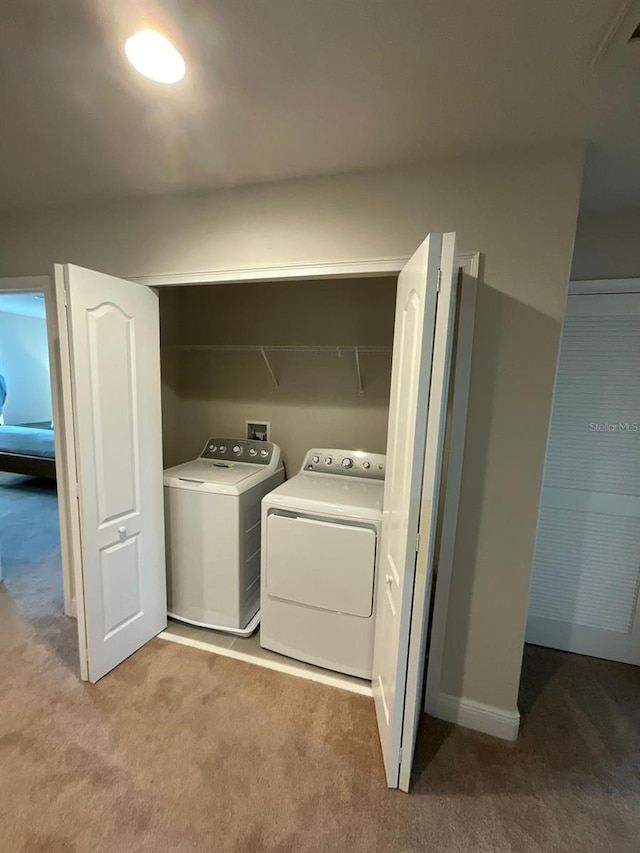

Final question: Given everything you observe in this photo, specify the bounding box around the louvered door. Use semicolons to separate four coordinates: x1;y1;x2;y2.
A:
526;293;640;664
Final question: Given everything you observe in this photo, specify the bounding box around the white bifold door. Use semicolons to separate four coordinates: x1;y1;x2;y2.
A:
527;292;640;664
56;235;458;789
57;265;166;683
373;232;458;791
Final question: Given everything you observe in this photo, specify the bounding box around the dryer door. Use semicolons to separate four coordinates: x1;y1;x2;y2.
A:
265;514;376;617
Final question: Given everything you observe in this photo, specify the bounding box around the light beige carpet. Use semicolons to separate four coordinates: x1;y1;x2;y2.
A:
1;474;640;852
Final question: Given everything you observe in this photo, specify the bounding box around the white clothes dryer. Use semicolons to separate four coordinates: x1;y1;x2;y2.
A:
164;438;284;635
261;448;385;679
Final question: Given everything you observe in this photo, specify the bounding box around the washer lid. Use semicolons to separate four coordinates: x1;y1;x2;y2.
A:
163;459;263;491
264;471;384;518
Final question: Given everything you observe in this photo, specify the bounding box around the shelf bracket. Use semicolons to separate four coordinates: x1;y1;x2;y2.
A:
354;347;364;396
260;347;279;390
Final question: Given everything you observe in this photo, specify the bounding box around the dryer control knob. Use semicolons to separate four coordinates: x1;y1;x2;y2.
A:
249;448;257;456
341;457;353;469
219;445;227;452
312;455;320;464
324;456;333;465
232;445;242;455
260;449;269;457
362;461;371;470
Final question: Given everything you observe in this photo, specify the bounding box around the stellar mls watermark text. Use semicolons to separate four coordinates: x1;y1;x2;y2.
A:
589;422;639;432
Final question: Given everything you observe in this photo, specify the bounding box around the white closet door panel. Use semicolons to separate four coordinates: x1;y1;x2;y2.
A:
527;292;640;664
541;487;639;517
60;264;167;683
543;308;640;496
529;507;640;632
371;232;457;791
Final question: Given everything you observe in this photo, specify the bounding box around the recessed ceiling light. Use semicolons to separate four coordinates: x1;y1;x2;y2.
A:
124;29;186;84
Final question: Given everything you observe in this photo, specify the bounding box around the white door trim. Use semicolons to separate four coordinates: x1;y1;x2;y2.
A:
569;278;640;295
129;253;478;288
424;253;481;719
128;256;413;287
0;275;79;631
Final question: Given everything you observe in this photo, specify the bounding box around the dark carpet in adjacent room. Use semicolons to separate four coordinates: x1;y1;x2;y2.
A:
1;473;639;852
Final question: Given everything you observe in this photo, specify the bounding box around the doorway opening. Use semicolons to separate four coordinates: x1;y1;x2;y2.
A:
0;289;78;673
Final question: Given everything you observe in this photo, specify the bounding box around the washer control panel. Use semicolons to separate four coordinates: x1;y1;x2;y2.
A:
200;438;276;466
302;448;385;480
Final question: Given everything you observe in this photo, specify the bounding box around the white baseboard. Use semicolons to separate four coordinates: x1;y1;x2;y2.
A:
431;692;520;741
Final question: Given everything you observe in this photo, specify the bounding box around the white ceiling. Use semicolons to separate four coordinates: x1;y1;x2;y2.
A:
0;293;47;319
0;0;639;212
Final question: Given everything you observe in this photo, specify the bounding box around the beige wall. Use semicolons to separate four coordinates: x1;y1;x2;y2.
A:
0;145;584;718
572;208;640;280
160;278;396;472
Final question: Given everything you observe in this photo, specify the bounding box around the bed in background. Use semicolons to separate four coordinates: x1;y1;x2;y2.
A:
0;425;56;479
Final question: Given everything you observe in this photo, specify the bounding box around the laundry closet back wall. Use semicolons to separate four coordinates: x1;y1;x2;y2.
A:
159;277;396;473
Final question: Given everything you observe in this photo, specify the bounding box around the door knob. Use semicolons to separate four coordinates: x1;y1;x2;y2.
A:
118;526;127;538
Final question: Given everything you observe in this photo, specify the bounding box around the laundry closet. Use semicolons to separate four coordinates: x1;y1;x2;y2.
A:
155;275;398;684
50;232;474;790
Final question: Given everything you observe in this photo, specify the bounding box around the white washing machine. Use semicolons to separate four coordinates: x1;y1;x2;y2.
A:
164;438;284;635
261;448;385;679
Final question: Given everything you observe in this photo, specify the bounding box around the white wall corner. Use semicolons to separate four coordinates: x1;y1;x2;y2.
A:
431;692;520;741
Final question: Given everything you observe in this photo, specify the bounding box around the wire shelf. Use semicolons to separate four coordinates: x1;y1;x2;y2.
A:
171;344;392;394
